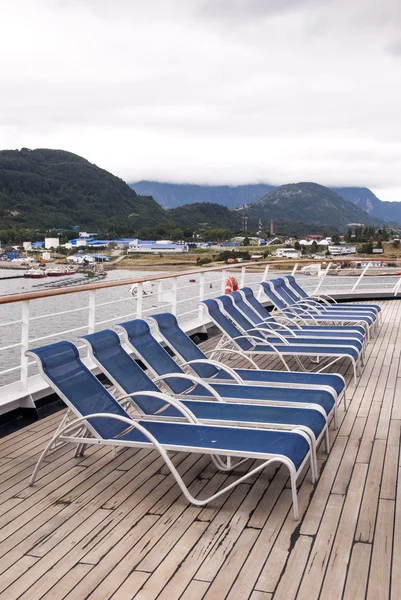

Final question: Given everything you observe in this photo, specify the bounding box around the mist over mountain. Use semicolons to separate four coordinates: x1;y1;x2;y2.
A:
130;181;275;209
242;182;384;231
131;180;401;225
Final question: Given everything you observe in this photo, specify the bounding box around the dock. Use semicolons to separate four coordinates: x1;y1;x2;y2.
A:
0;299;399;599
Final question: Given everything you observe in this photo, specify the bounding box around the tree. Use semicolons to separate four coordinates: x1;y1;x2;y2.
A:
376;239;383;249
294;241;301;251
331;234;340;245
242;236;250;246
171;228;184;241
207;229;232;242
344;228;353;243
358;242;373;254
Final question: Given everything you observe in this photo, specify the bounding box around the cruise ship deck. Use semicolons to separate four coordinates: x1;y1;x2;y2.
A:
0;299;399;599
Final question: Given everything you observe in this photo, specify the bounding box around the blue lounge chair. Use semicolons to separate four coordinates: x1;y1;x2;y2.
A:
283;275;381;323
149;312;346;402
216;294;364;355
238;287;367;340
27;340;313;518
272;278;378;322
80;329;330;472
260;280;375;339
116;319;339;425
201;298;362;384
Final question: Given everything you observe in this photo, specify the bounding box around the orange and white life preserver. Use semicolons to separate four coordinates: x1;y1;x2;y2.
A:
224;276;239;294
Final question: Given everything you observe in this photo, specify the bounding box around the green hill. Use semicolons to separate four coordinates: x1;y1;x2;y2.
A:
167;202;241;229
0;148;169;231
242;182;383;232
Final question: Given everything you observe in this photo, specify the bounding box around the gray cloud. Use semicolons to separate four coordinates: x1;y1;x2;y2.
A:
1;0;401;201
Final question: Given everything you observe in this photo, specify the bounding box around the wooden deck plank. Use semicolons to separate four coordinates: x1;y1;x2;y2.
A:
391;467;401;600
342;542;372;600
366;498;394;600
355;439;386;542
296;494;345;600
319;463;368;599
273;535;313;600
381;419;400;500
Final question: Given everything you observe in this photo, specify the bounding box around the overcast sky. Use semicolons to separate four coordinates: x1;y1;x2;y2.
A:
1;0;401;200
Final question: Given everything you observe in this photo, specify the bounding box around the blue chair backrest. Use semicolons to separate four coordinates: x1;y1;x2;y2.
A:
285;275;308;299
241;287;270;320
151;313;220;379
81;330;169;415
231;291;274;327
217;295;265;340
201;299;253;351
275;278;300;304
28;341;131;439
259;282;287;310
118;319;193;395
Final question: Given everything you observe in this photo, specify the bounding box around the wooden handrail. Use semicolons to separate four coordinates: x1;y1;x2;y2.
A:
0;257;395;305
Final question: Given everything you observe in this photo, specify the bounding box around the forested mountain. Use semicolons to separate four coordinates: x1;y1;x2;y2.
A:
242;182;383;231
0;148;169;231
332;187;401;223
0;149;391;239
131;180;401;225
130;181;275;209
168;202;241;230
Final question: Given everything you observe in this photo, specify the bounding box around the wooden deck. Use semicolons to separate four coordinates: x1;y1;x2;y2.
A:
0;300;400;599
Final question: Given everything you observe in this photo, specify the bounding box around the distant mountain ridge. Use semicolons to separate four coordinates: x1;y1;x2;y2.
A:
242;182;384;232
131;180;401;224
130;181;275;209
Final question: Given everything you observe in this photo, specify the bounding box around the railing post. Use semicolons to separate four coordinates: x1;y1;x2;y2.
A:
257;264;269;300
198;272;205;319
222;269;228;294
240;266;246;288
351;262;370;293
291;264;298;276
20;300;30;390
393;276;401;297
171;277;178;315
88;290;96;334
136;282;143;318
313;263;331;295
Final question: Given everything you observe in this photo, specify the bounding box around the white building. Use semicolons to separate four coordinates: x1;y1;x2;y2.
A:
275;248;302;258
44;237;60;249
328;245;356;255
128;240;189;253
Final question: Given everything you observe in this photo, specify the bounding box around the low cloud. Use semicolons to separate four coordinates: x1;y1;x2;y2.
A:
1;0;401;201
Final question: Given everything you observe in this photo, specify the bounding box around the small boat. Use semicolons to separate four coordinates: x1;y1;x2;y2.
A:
24;268;48;279
46;267;75;276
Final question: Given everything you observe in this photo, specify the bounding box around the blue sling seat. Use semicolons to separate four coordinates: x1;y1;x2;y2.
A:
27;340;313;519
150;311;346;399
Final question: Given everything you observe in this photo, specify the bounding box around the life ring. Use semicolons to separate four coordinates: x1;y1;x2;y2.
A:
224;276;239;294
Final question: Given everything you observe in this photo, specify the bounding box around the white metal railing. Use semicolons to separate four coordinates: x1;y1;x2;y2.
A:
0;261;272;394
0;257;400;410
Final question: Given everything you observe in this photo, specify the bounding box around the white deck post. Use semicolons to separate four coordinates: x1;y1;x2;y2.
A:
171;277;178;315
222;269;228;294
136;282;143;318
313;263;331;295
393;276;401;297
20;300;30;390
198;272;205;319
351;262;370;293
88;290;96;334
240;266;246;288
291;264;298;276
257;264;269;300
